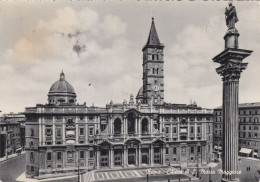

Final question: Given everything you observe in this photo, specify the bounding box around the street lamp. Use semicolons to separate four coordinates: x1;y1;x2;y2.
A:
78;159;80;182
209;166;212;182
197;163;199;178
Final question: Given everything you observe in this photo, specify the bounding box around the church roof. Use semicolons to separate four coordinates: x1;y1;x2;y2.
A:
49;71;76;95
142;18;164;51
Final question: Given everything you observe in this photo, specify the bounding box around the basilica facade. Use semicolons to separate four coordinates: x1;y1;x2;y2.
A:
25;19;213;179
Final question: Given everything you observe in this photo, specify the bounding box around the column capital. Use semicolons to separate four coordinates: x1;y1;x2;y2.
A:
216;61;248;82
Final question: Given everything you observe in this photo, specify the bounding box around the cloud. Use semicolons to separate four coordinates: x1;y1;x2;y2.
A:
165;5;260;108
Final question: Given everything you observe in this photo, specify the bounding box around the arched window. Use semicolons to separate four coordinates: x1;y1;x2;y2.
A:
127;113;136;134
142;118;148;134
114;118;122;135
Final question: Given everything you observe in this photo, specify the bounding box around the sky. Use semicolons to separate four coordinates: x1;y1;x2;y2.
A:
0;0;259;114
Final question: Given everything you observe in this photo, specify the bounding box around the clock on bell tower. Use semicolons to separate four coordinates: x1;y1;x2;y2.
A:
142;18;165;105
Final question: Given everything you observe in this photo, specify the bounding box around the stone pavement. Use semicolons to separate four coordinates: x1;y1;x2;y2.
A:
82;167;198;182
16;172;78;182
0;151;26;163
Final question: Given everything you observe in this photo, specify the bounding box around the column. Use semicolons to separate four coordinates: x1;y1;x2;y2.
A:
135;119;137;135
53;124;56;145
43;125;46;145
86;150;89;167
194;123;197;140
138;118;141;136
109;150;111;168
124;145;128;167
135;148;138;165
111;147;114;168
151;145;154;166
76;119;78;144
162;145;166;165
212;15;252;181
96;148;100;169
150;118;153;135
39;118;42;145
159;116;163;133
62;117;65;144
85;124;88;143
138;145;142;167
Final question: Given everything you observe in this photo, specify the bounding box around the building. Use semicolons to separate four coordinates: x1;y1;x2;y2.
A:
213;103;260;159
0;113;25;158
25;19;213;179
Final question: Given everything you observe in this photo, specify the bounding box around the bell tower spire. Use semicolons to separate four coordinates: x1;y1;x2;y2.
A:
142;18;165;105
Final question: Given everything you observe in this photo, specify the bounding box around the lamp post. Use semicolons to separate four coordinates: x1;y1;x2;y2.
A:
78;159;80;182
209;167;212;182
197;163;199;178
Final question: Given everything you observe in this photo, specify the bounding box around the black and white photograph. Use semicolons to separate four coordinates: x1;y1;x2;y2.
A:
0;0;259;182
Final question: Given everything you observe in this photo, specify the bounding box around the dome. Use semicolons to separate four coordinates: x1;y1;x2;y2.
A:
49;73;76;94
48;71;77;105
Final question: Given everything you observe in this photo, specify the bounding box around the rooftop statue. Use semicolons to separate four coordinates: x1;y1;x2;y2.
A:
225;2;239;29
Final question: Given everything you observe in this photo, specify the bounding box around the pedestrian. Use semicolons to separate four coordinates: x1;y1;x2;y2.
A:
249;166;250;171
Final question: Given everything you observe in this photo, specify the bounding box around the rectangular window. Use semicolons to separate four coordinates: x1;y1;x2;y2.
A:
101;124;107;132
80;151;85;159
80;128;84;136
89;128;94;136
243;126;246;130
197;126;201;133
248;133;251;138
166;127;169;133
57;152;62;161
166;148;169;154
47;152;52;161
190;126;194;134
46;128;52;136
249;126;251;130
173;147;177;154
56;128;61;137
190;146;194;154
173;127;177;133
197;146;201;153
89;151;94;158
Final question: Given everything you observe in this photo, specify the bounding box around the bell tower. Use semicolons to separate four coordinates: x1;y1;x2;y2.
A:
142;18;165;105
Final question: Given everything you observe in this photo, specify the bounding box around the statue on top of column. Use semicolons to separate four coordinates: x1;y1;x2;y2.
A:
225;2;239;30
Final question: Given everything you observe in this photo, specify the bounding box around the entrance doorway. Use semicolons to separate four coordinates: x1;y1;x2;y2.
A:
128;148;136;165
142;148;149;164
114;149;122;166
101;149;109;167
154;147;161;164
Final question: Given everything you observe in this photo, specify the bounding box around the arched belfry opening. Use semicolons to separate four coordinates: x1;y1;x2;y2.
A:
114;118;122;135
127;113;136;134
